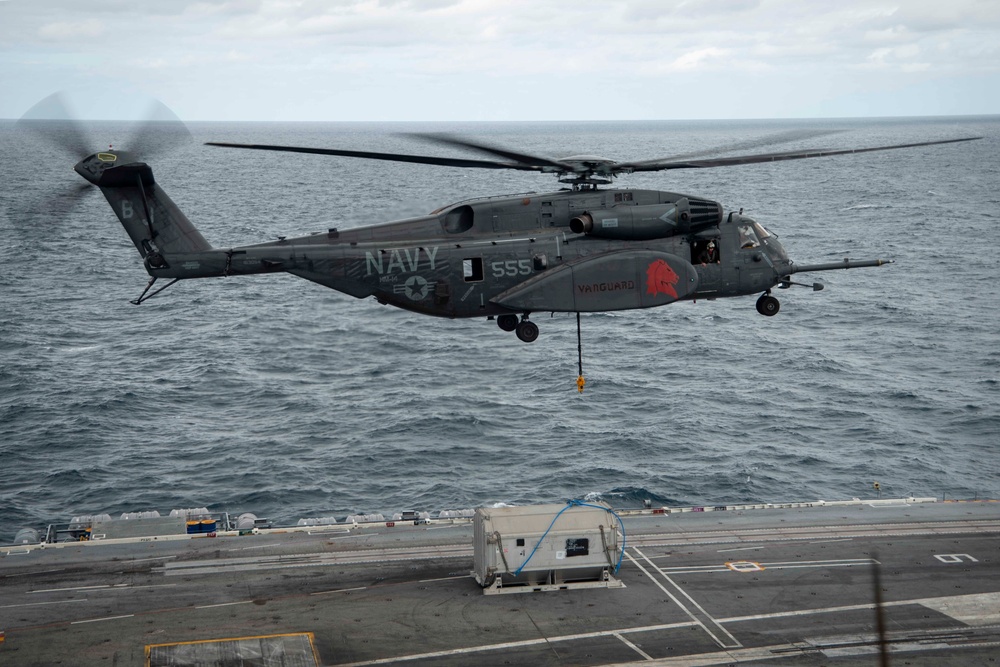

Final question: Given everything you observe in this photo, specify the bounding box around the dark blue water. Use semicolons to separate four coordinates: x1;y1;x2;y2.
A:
2;117;998;541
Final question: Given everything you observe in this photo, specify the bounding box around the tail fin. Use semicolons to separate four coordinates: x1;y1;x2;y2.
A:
75;152;211;265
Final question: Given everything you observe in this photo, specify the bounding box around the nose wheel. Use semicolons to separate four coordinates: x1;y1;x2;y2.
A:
756;293;780;316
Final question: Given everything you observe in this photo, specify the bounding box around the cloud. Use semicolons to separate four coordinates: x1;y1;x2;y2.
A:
38;18;105;40
1;0;998;120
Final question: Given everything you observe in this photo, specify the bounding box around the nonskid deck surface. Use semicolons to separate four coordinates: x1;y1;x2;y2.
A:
1;500;999;666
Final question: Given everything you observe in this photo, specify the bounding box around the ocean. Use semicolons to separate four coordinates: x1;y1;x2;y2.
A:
1;116;998;541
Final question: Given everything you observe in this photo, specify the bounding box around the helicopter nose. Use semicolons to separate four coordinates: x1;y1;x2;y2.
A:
767;236;790;262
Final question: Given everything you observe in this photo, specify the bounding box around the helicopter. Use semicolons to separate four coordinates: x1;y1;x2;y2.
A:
70;132;977;335
31;94;976;387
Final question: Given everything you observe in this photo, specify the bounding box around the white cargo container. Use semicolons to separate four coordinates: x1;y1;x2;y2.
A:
473;502;624;594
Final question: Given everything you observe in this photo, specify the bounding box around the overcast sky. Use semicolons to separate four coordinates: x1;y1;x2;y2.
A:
2;0;998;121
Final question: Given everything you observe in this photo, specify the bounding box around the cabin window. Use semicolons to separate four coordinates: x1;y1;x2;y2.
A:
613;192;634;203
463;258;484;282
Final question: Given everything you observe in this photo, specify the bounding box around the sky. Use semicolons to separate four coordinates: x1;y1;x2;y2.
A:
1;0;998;121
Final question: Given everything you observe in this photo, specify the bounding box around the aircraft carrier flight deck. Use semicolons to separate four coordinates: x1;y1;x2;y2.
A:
1;497;999;666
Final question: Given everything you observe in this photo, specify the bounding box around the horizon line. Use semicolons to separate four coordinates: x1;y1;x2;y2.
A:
3;112;998;123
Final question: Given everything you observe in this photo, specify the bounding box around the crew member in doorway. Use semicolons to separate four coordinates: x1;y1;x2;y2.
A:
697;240;719;265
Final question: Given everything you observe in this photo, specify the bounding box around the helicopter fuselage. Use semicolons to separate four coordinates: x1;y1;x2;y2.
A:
144;187;797;319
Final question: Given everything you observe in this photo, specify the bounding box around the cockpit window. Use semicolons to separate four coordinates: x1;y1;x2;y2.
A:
738;224;760;249
751;222;772;240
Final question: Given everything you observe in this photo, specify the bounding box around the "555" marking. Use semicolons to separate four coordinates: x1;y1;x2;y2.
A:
491;259;532;278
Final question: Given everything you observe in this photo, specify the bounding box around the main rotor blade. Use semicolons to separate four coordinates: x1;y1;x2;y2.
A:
651;128;848;163
407;133;575;172
205;142;542;171
619;136;982;172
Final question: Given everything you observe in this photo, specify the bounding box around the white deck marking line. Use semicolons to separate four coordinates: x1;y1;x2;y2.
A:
162;544;471;569
336;621;697;667
763;558;876;566
228;544;282;551
71;614;134;624
417;575;467;583
759;562;874;571
309;586;367;596
633;547;742;649
613;631;653;660
30;584;118;593
159;549;471;576
722;591;1000;625
657;563;728;571
194;601;253;609
808;538;853;544
722;600;912;623
2;568;66;577
614;556;880;577
625;551;733;650
625;520;1000;549
29;583;178;594
0;599;89;609
716;546;765;553
661;558;879;576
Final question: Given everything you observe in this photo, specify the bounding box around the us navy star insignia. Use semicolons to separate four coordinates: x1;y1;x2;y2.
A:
403;275;429;300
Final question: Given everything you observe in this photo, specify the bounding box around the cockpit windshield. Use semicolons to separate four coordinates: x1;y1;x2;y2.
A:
752;222;773;240
739;221;775;249
738;224;760;249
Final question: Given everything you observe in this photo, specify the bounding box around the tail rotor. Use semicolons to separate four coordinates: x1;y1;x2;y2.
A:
6;92;192;236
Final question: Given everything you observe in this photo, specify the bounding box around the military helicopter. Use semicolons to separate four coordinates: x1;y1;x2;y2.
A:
73;132;976;334
28;93;978;386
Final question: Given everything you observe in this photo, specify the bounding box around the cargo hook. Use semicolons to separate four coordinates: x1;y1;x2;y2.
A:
576;312;586;393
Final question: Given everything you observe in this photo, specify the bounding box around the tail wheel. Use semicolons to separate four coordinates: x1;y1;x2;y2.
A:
756;294;780;316
516;320;539;343
497;314;518;332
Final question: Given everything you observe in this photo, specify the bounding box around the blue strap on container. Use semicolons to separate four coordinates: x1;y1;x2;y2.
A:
512;499;627;576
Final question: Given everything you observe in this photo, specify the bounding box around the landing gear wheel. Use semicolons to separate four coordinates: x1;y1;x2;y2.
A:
497;314;518;332
756;294;780;316
515;320;539;343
